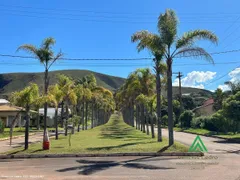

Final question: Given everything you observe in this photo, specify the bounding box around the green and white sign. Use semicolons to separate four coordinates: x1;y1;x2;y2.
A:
188;135;208;152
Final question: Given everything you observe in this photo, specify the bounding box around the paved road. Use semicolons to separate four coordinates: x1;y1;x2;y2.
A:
161;128;240;154
0;128;239;180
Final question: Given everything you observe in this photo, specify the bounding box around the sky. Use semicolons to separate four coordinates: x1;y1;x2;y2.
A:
1;0;240;91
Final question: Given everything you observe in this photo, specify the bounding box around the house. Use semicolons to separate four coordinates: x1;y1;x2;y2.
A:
0;99;38;127
192;98;215;116
38;108;71;127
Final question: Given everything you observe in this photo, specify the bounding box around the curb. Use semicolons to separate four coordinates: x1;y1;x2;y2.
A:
173;129;240;143
0;152;204;159
0;133;36;142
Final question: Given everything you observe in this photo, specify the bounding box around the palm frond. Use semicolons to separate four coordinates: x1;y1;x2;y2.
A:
176;30;218;49
174;47;214;63
158;9;178;46
42;37;55;49
16;44;38;55
131;30;163;53
48;50;64;69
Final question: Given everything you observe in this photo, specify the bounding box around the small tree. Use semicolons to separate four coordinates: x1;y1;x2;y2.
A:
10;83;39;150
179;110;194;128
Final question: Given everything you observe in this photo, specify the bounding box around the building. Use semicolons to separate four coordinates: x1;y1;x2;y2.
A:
0;99;38;127
192;98;215;116
38;108;71;127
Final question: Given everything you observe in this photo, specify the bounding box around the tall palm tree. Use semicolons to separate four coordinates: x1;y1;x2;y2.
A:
48;84;63;140
17;37;63;140
57;74;77;136
133;9;218;145
132;32;166;142
10;83;39;150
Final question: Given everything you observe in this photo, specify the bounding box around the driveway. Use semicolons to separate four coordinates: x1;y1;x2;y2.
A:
161;128;240;154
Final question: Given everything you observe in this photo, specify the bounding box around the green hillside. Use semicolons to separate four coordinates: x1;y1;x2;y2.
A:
0;69;213;99
0;70;125;98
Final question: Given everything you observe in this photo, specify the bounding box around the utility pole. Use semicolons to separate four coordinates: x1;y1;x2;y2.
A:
176;72;184;114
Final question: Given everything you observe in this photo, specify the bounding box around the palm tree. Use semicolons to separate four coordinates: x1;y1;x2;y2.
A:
224;81;240;95
17;37;63;140
10;83;39;150
132;32;166;142
57;74;77;136
133;9;218;145
48;84;63;140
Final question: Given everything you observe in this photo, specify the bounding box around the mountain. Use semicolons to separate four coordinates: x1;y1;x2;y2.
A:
0;69;213;100
0;70;125;98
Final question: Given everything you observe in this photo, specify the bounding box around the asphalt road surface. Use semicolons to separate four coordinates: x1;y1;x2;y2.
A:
0;129;239;180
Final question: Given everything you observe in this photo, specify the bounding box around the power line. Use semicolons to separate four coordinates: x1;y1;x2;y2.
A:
205;64;240;86
1;48;240;61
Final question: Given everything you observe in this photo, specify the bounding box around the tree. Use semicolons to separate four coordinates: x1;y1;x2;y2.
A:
10;84;39;150
213;88;224;111
224;81;240;95
222;91;240;133
57;74;77;136
17;37;63;141
158;9;218;145
48;84;63;140
132;31;166;142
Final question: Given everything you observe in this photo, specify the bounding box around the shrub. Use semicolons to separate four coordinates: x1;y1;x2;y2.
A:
210;111;231;133
0;120;5;133
179;110;194;128
191;116;211;129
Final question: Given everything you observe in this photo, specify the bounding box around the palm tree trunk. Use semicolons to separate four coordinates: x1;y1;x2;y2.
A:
156;70;162;142
25;105;30;150
43;68;49;137
167;59;174;146
91;102;94;129
60;101;64;128
136;105;138;129
54;108;58;140
77;104;81;132
150;104;155;138
141;104;145;133
85;102;88;130
146;110;149;135
64;103;69;136
82;102;85;130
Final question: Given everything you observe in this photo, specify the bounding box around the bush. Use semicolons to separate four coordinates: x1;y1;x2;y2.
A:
0;120;5;133
179;110;194;128
191;116;211;129
210;111;231;133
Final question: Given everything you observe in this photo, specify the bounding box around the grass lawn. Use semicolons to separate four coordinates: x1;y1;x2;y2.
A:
174;127;240;141
4;113;188;155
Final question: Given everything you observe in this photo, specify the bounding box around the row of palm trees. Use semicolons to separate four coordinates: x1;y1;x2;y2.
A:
129;9;218;145
10;74;115;150
116;68;161;138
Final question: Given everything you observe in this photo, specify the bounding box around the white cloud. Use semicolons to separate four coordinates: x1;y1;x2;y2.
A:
218;84;230;91
173;71;216;89
217;68;240;91
229;68;240;82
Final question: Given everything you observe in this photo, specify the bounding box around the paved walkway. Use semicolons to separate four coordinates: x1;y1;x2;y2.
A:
0;132;44;153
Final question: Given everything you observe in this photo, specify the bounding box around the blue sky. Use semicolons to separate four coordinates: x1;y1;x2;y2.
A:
1;0;240;91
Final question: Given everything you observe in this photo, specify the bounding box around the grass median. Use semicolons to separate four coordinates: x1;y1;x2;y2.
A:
4;113;188;155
